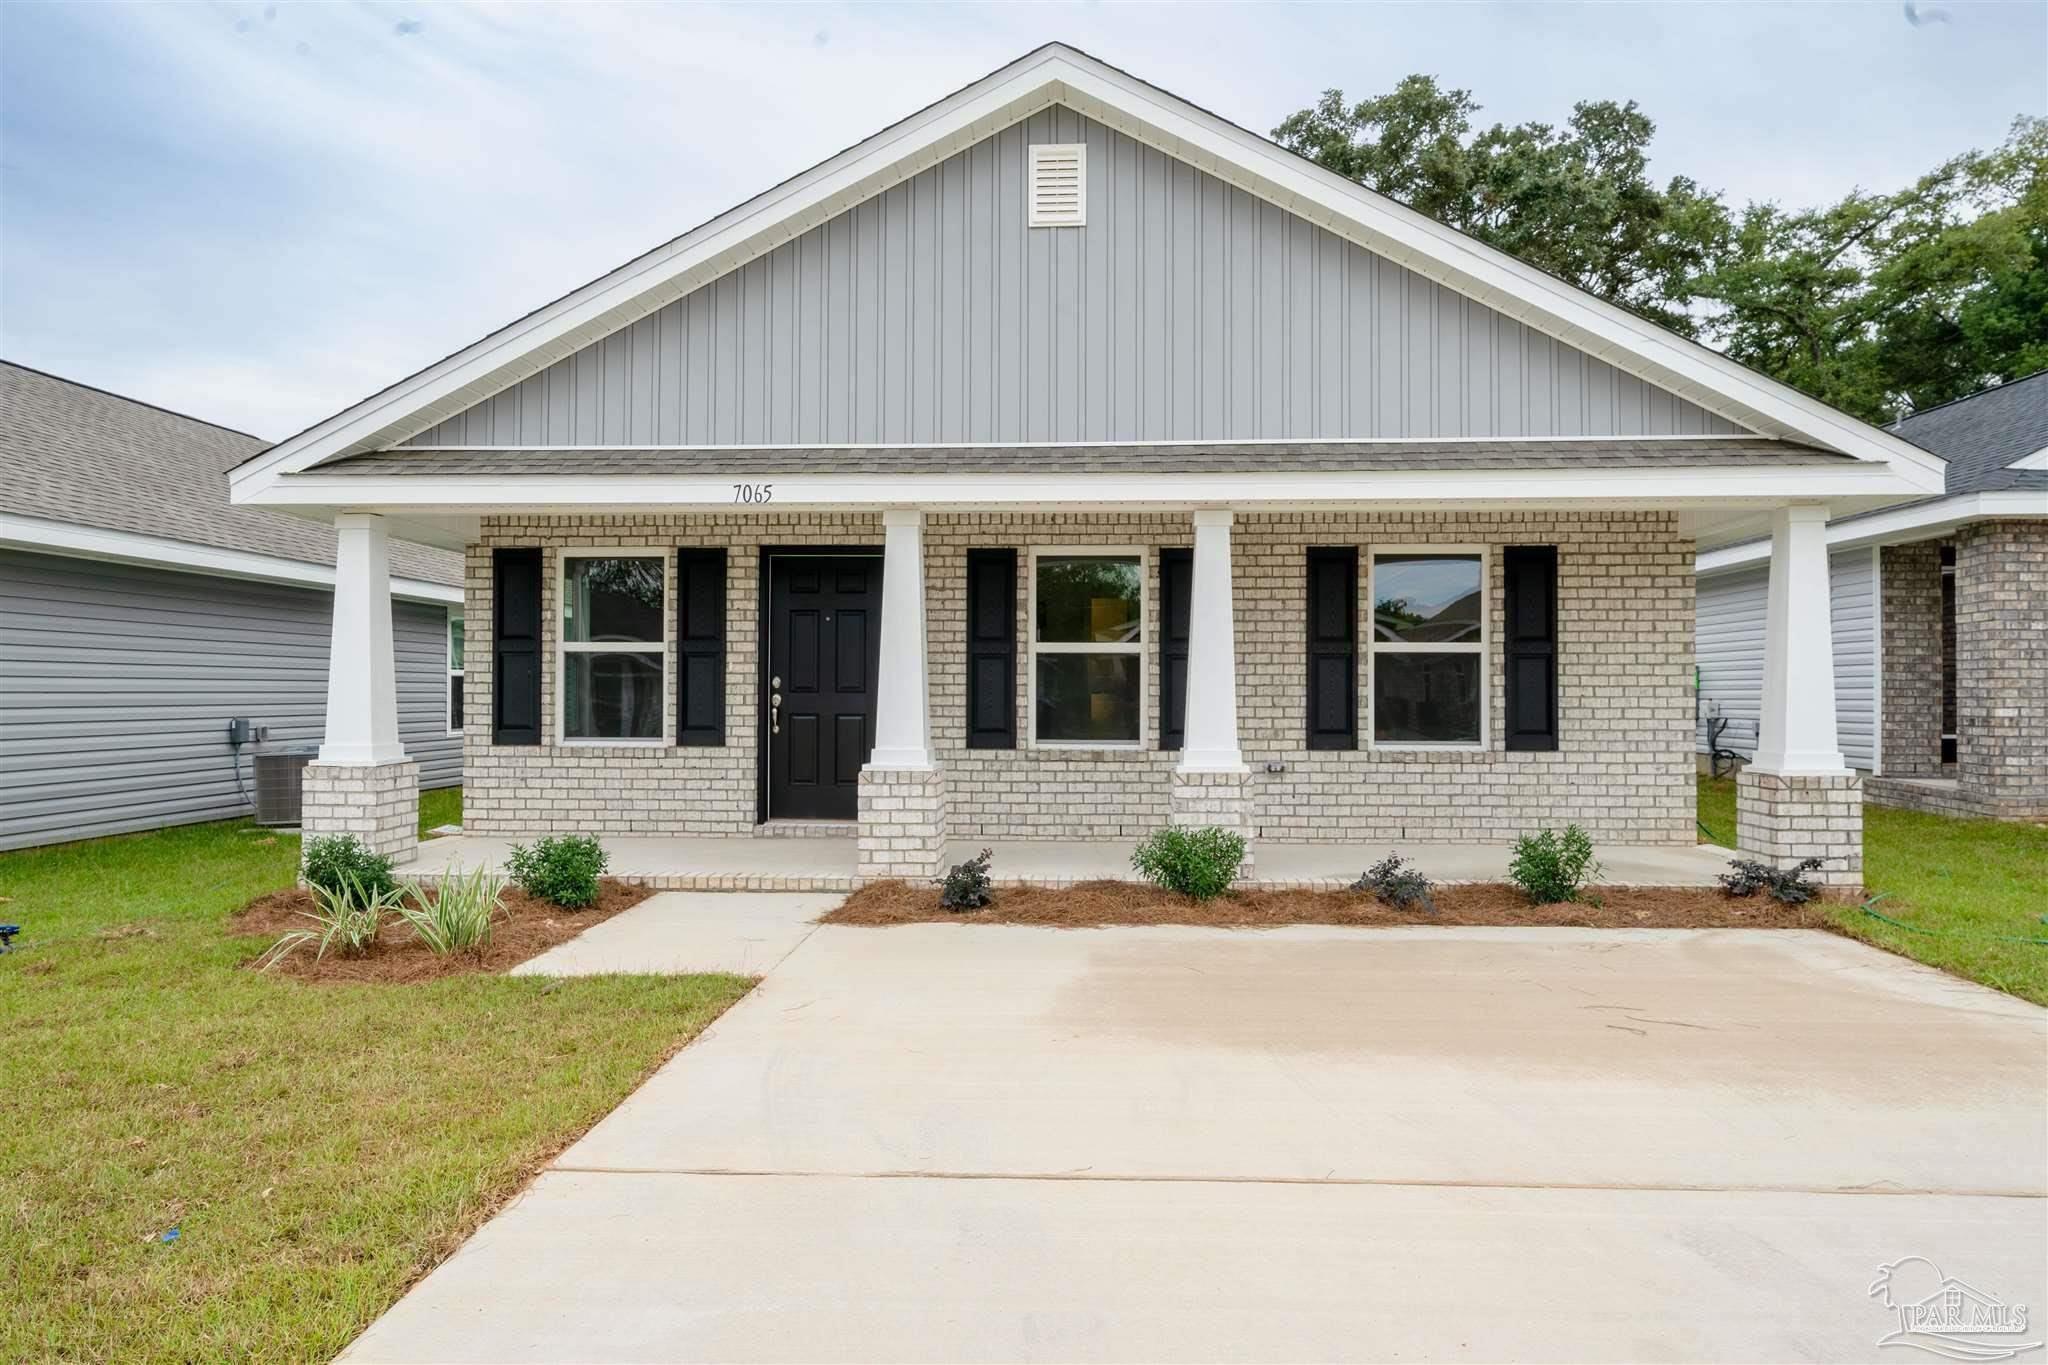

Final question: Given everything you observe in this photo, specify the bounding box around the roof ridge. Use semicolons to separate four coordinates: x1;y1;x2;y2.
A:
1;358;269;444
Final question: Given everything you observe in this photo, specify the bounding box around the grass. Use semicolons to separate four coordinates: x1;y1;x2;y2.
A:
0;788;752;1363
1698;775;2048;1004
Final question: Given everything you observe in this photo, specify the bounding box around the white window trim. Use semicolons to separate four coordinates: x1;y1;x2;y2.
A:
556;547;671;747
446;610;465;736
1366;544;1491;751
1025;545;1147;750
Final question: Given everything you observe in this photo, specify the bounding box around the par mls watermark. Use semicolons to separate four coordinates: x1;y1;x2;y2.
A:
1871;1257;2041;1361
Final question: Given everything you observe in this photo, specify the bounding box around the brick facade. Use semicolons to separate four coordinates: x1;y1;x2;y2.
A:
1953;519;2048;819
1735;769;1863;888
302;758;418;864
1877;541;1944;777
856;767;948;880
460;510;1697;845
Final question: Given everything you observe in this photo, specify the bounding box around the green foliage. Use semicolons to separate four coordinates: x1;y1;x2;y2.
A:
1351;852;1436;912
257;872;404;970
1508;824;1603;905
938;847;994;911
300;834;396;905
1719;856;1826;905
393;866;507;954
504;834;608;909
1275;74;2048;420
1130;826;1246;901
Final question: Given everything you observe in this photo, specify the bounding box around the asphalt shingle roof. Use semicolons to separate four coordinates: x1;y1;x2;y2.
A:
1;362;461;586
1891;371;2048;497
318;436;1846;479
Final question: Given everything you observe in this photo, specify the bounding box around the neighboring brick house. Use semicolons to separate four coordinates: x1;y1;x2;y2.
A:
1697;373;2047;821
228;44;1945;886
0;362;465;850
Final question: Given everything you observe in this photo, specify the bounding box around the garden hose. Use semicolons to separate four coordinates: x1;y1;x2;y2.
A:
1855;894;2048;947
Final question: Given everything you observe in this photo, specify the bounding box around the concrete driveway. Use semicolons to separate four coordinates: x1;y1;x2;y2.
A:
345;925;2047;1363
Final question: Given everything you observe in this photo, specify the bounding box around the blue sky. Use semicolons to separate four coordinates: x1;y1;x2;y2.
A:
3;1;2043;440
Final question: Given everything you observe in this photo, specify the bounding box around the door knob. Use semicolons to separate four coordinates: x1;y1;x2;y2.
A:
770;691;782;735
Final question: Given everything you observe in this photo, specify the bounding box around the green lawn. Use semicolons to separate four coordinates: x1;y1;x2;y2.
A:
0;789;752;1364
1698;775;2048;1004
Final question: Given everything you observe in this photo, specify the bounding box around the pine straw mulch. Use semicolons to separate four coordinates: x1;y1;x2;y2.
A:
824;879;1832;930
229;878;654;983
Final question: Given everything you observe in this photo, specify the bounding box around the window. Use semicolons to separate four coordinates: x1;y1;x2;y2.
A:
1369;550;1486;746
446;614;465;735
559;552;667;742
1030;551;1143;745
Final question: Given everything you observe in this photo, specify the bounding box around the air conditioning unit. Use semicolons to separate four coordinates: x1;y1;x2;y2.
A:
251;745;317;827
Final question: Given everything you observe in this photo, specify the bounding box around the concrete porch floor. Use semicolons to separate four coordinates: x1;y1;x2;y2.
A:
403;832;1736;891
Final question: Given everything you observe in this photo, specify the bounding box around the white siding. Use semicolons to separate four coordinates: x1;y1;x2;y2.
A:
1693;549;1880;772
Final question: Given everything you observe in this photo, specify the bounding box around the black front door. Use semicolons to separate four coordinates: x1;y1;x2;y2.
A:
765;553;882;820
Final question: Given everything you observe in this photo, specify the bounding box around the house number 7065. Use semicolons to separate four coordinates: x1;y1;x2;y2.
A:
731;483;774;504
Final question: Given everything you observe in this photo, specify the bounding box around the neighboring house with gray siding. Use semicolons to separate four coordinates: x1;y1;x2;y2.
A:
1697;372;2048;820
227;43;1949;889
0;362;464;850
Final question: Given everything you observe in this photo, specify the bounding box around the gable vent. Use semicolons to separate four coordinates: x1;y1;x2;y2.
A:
1027;143;1086;227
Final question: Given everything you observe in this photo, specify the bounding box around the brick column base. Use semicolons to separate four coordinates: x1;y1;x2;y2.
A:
857;766;948;882
1735;769;1861;889
1169;768;1256;874
302;758;418;866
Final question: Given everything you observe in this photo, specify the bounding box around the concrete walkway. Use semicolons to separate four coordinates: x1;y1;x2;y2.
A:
405;832;1735;890
509;891;832;978
344;925;2047;1363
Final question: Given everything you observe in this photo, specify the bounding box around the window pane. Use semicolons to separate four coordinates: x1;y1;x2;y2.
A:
564;558;663;643
1036;556;1141;643
564;652;664;739
1036;653;1140;743
1374;554;1482;643
449;676;465;731
1374;653;1481;744
449;616;464;666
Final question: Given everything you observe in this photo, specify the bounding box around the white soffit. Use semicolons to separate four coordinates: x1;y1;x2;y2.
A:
231;43;1947;500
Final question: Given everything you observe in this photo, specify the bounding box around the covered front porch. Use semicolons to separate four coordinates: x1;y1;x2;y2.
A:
401;829;1739;892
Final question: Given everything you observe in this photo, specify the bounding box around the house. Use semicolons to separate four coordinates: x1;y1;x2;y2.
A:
0;362;465;850
225;43;1949;887
1697;373;2047;821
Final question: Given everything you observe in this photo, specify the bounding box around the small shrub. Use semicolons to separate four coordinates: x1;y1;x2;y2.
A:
939;848;994;911
1130;826;1246;901
505;834;608;909
1351;853;1436;913
394;865;507;954
1719;856;1825;905
258;872;403;970
301;834;396;905
1508;824;1603;905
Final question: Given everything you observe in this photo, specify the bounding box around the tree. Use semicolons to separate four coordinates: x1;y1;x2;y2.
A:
1273;77;1729;336
1693;117;2048;421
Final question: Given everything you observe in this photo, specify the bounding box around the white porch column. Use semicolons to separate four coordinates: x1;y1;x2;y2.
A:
1170;509;1253;867
858;509;946;880
1737;503;1861;888
1753;504;1845;775
1178;509;1244;772
870;509;933;769
320;513;405;765
301;513;417;865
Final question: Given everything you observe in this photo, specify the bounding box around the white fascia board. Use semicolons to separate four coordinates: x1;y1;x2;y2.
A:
1693;490;2048;575
229;43;1945;503
2009;446;2048;471
252;461;1912;514
0;513;462;605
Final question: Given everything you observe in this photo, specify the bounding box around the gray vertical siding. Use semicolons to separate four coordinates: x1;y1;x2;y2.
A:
0;550;461;851
1693;548;1879;772
405;107;1743;449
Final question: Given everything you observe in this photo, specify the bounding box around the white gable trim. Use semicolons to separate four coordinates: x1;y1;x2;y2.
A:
1694;490;2048;575
0;513;462;604
231;43;1944;504
2009;445;2048;471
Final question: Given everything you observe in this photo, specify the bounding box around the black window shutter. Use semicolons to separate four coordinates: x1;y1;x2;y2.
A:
491;548;542;746
1159;548;1193;750
966;549;1017;748
1503;545;1559;752
1305;547;1359;750
677;548;727;746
